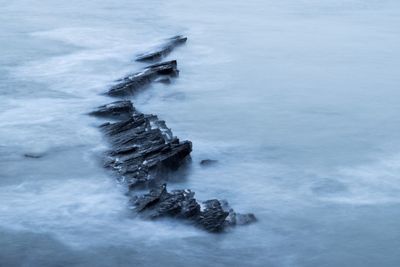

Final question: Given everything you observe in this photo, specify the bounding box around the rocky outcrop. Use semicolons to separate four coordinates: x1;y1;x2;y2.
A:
107;60;179;96
89;100;134;119
100;107;192;188
90;36;255;232
135;35;187;62
131;184;256;232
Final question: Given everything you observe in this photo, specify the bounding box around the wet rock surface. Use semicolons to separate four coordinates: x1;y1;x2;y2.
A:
89;100;134;119
100;107;192;188
135;35;187;62
107;60;179;96
131;184;254;232
131;184;200;219
221;200;257;226
91;36;255;232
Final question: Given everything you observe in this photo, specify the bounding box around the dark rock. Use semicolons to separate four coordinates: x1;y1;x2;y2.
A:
135;35;187;62
153;190;196;218
131;184;255;232
200;159;218;166
24;152;44;159
197;199;229;232
180;195;201;218
132;184;200;219
100;109;192;188
224;210;257;226
91;36;255;232
89;100;134;119
107;60;179;97
220;200;257;227
132;184;168;211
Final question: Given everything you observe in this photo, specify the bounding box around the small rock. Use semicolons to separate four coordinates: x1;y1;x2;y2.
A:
89;100;134;119
135;35;187;62
200;159;218;166
235;213;257;225
107;60;179;96
197;199;229;232
24;153;44;159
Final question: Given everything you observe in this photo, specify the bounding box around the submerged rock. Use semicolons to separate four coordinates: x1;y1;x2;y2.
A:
224;210;257;226
200;159;218;166
24;152;45;159
107;60;179;96
235;213;257;225
220;200;257;226
135;35;187;62
155;77;171;84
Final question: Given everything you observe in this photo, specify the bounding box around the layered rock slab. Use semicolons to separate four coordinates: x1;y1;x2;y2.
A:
132;184;256;232
135;35;187;62
98;103;191;188
107;60;179;97
89;100;134;119
92;100;256;232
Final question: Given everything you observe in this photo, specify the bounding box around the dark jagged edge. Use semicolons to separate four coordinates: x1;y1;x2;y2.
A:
88;100;135;119
135;35;187;62
107;60;179;96
100;109;192;189
92;100;256;232
90;37;256;232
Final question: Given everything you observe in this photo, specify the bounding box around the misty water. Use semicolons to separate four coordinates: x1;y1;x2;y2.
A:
1;0;400;266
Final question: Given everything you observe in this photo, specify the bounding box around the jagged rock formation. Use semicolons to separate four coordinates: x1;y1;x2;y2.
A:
131;184;256;232
135;35;187;62
98;105;192;189
93;99;256;232
91;36;256;232
89;100;134;119
107;60;179;96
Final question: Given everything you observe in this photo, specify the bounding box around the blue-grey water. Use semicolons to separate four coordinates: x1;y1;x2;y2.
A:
1;0;400;266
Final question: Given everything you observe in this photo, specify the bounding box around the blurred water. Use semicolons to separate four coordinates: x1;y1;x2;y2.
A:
1;0;400;266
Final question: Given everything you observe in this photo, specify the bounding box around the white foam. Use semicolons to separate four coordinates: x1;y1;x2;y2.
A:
317;153;400;205
12;27;144;96
0;177;200;249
